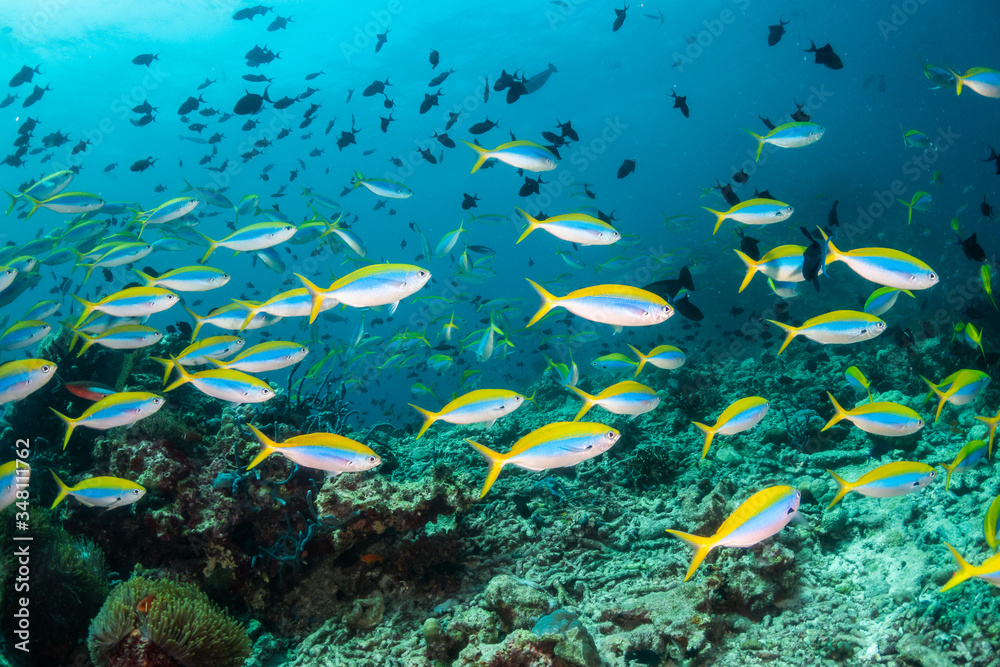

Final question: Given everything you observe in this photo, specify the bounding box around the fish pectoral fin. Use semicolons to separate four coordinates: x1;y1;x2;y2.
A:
612;325;623;335
385;301;400;317
484;419;497;430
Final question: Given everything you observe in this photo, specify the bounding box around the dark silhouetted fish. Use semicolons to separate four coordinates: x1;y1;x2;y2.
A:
380;114;394;132
617;159;635;179
643;267;694;300
506;79;527;104
493;69;515;91
429;68;454;87
243;74;271;83
305;71;323;80
267;15;292;31
0;93;17;108
130;157;157;173
672;294;703;321
737;229;760;261
22;84;50;107
9;64;41;88
132;53;159;67
178;95;204;115
461;193;480;210
800;227;824;291
828;200;840;227
767;18;788;46
669;90;689;117
420;90;442;114
716;180;740;207
363;78;390;97
732;169;748;184
433;131;455;148
234;87;269;115
375;29;388;52
983;195;994;219
958;233;987;262
806;41;844;70
523;63;557;94
519;175;543;197
612;3;628;31
982;146;1000;175
429;49;439;69
469;117;498;134
759;115;776;131
557;120;579;141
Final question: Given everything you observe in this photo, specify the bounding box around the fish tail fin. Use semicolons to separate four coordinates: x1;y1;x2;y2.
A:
295;272;328;324
938;461;956;492
896;199;915;225
459;140;489;174
195;230;219;263
133;268;156;286
23;193;43;219
822;234;843;265
466;439;506;498
692;421;717;459
49;470;71;509
71;295;96;329
627;344;647;377
523;389;539;410
920;375;949;423
231;298;261;330
163;356;194;392
767;319;798;355
566;385;596;422
182;305;204;341
821;392;849;431
742;128;765;162
246;424;278;469
49;408;78;451
148;357;175;386
525;279;560;327
515;208;538;244
940;543;976;592
408;403;438;440
732;249;759;293
825;469;854;509
943;66;963;95
73;329;95;358
4;189;20;217
700;207;726;235
664;529;716;581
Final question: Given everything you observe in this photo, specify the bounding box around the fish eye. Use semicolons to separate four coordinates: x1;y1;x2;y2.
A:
418;270;428;277
41;364;51;372
369;456;378;463
262;388;271;395
153;398;162;404
514;396;522;402
607;431;616;439
132;489;141;495
929;272;937;280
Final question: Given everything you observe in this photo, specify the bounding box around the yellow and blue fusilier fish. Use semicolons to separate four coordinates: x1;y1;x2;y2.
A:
245;424;381;477
702;198;794;235
974;408;1000;458
693;396;769;459
982;265;997;311
566;380;659;422
844;367;873;403
515;208;620;246
939;440;988;492
296;264;432;324
467;422;620;498
0;461;29;512
132;196;199;239
826;461;936;509
409;388;533;439
72;286;179;328
733;245;812;292
897;191;933;225
49;472;145;510
863;286;914;316
15;191;105;219
184;304;282;341
76;242;154;282
351;171;413;199
822;392;924;436
164;358;274;404
591;353;638;373
5;170;75;214
939;544;1000;593
665;485;802;581
149;336;245;385
72;324;163;356
627;344;685;376
208;341;309;373
0;320;51;351
0;359;58;406
945;66;1000;98
197;221;298;263
50;391;165;450
134;265;230;292
767;278;801;299
23;300;59;321
921;369;991;422
460;139;558;174
819;229;938;290
545;355;579;387
964;323;985;358
986;495;1000;552
232;288;339;329
742;121;825;161
525;280;673;332
768;311;886;355
0;266;17;293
